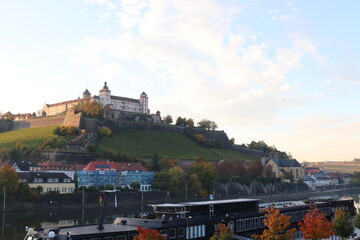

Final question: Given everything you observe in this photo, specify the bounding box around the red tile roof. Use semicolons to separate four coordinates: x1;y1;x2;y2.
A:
83;161;148;172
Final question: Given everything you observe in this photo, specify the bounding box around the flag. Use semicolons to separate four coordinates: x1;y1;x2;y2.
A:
99;194;103;206
114;193;118;208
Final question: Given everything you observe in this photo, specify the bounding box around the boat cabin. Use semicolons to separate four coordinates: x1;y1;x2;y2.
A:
151;199;259;219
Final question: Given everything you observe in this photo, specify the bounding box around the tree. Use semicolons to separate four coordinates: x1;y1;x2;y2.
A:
252;207;295;240
74;101;104;118
248;161;263;178
229;138;235;144
175;117;187;126
134;226;166;240
353;208;360;229
163;115;173;125
130;182;140;192
332;209;354;239
189;159;218;196
0;165;20;193
210;121;218;130
98;126;112;137
210;223;233;240
197;119;218;130
186;118;194;127
298;208;334;240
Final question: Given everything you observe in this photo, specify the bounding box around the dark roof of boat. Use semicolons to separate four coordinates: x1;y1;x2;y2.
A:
152;198;259;208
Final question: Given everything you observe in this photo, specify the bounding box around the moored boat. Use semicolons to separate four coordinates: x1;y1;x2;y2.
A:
23;193;355;240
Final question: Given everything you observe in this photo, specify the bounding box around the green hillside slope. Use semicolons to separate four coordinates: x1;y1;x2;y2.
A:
0;126;57;149
98;129;259;162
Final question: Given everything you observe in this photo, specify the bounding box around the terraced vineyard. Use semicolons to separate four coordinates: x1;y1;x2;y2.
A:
98;129;260;162
0;125;58;149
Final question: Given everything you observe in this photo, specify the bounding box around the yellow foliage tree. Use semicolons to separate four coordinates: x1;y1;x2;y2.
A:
252;207;296;240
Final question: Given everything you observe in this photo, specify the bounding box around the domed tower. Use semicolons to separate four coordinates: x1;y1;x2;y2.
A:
82;89;91;98
140;91;149;114
99;82;111;107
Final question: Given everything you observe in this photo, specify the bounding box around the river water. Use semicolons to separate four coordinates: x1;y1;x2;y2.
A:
1;203;152;240
4;194;360;240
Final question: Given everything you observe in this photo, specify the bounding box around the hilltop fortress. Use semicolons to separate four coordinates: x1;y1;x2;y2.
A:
42;82;150;117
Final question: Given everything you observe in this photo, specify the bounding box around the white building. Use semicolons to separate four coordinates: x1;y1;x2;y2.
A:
42;82;149;117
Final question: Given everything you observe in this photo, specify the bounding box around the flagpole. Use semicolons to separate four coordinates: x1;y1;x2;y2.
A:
115;193;117;208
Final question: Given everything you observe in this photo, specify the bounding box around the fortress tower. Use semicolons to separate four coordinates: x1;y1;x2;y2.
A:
140;91;149;114
98;82;111;106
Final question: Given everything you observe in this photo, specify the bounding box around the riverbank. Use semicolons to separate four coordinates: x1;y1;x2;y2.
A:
3;187;360;213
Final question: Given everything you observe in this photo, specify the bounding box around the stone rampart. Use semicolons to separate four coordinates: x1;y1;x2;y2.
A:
41;150;95;163
63;111;83;128
230;145;265;157
28;116;65;128
0;121;11;132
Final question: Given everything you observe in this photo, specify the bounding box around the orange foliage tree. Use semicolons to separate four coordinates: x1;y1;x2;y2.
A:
134;227;166;240
252;207;295;240
298;208;334;240
209;223;233;240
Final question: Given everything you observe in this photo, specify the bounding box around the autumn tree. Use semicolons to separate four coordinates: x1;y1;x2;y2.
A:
252;207;295;240
186;118;194;127
210;223;233;240
98;126;112;137
197;119;218;130
74;101;104;118
189;159;218;196
332;209;354;239
298;208;334;240
163;115;173;125
0;165;20;193
248;161;263;178
134;226;166;240
353;208;360;229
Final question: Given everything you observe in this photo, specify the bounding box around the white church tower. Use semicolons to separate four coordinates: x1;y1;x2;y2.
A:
98;82;111;107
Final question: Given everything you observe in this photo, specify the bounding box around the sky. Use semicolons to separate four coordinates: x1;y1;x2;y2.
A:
0;0;359;162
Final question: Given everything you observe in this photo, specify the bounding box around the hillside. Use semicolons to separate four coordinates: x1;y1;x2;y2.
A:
0;125;260;162
98;129;260;162
313;162;360;173
0;125;58;149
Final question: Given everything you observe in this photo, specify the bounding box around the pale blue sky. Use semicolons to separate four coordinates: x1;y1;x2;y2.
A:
0;0;359;162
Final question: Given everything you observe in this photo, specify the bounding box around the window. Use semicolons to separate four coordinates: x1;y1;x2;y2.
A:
245;218;251;230
103;237;114;240
159;230;167;236
201;225;205;237
116;236;127;240
252;217;258;229
54;178;59;183
169;228;176;239
193;225;198;238
236;219;243;232
178;227;185;237
89;238;100;240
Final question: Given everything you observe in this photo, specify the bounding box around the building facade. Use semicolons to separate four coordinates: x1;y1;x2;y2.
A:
77;161;154;191
42;82;149;117
265;158;305;181
17;172;75;194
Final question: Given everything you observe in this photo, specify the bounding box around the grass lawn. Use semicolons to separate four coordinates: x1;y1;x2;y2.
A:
0;126;58;149
98;130;260;162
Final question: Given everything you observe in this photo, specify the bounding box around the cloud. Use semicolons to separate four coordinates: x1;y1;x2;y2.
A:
289;33;325;66
67;0;323;126
272;14;297;21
